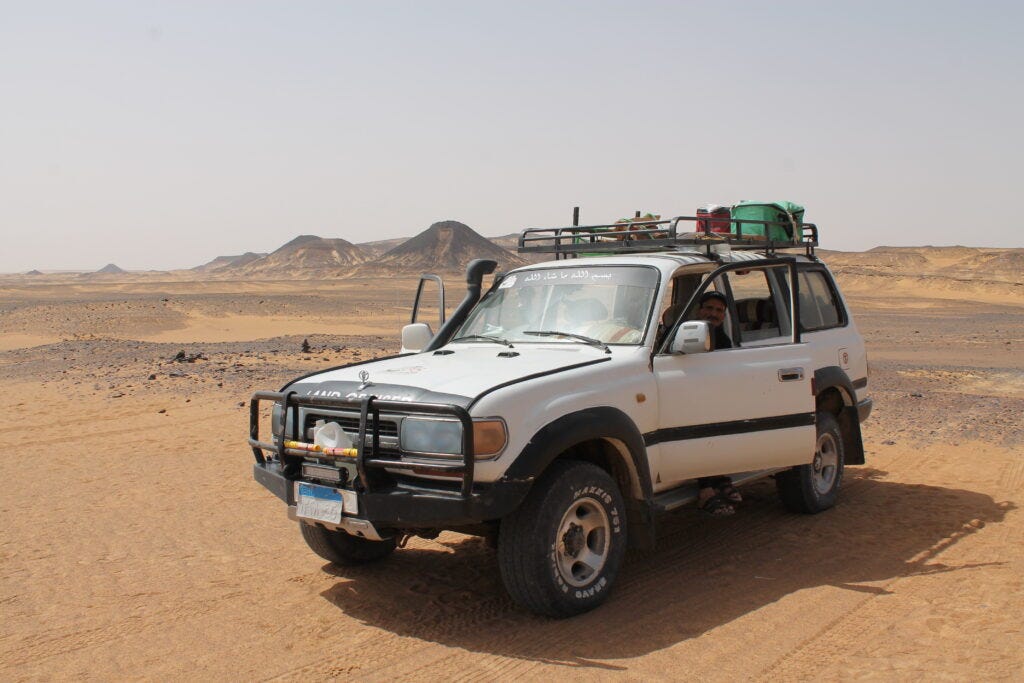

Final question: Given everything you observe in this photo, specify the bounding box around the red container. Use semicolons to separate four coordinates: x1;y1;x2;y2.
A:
696;205;732;234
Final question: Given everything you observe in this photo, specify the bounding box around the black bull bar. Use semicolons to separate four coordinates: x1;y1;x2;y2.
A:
248;390;476;497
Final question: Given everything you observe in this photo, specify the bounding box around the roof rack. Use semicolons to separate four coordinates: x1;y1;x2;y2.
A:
517;215;818;260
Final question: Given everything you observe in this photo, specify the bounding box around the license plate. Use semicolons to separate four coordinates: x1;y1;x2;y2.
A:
295;483;358;523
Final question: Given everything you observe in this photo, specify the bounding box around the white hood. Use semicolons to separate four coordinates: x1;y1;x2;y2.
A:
285;343;615;404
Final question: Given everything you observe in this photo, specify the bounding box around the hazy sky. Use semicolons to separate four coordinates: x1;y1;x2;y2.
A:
2;1;1022;272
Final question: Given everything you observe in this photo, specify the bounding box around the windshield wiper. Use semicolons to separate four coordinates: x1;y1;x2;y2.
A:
523;330;610;353
450;334;513;347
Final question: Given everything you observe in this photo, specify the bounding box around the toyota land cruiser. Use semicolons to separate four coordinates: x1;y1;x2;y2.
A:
248;214;872;617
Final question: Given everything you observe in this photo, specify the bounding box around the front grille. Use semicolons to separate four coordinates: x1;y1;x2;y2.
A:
333;414;399;438
302;412;401;457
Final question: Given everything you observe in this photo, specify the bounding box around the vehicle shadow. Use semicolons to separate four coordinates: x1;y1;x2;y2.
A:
317;469;1014;667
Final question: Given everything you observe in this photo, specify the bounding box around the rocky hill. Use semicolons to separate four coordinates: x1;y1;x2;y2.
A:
192;252;266;273
487;231;552;264
366;221;525;272
488;233;521;251
357;238;407;258
223;235;368;277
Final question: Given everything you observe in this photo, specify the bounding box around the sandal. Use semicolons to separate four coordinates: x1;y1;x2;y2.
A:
717;483;742;504
699;492;735;517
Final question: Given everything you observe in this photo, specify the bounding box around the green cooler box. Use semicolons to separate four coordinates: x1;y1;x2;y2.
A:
730;201;804;241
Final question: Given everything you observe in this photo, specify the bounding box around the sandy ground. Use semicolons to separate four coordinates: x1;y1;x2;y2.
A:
1;272;1022;680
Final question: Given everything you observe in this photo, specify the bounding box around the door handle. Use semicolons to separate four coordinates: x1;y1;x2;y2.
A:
778;367;804;382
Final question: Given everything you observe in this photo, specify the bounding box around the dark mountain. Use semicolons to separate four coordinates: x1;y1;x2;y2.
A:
371;221;525;272
96;263;125;274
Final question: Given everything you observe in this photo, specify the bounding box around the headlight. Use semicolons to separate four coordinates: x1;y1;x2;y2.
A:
401;418;463;455
400;417;508;459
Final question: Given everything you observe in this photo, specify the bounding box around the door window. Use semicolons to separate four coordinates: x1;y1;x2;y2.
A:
724;265;793;345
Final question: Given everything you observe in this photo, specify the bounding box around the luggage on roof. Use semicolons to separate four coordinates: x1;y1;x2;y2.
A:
696;204;731;234
730;201;804;241
517;204;818;260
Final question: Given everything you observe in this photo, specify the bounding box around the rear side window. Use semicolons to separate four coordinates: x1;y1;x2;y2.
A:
798;270;845;331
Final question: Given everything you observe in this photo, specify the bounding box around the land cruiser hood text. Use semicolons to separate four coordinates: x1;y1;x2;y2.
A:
284;345;612;408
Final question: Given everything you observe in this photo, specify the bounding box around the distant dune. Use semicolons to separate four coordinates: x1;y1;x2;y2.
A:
819;246;1022;283
816;246;1023;304
3;235;1019;301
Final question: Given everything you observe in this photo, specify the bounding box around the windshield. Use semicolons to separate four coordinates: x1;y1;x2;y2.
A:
456;266;659;345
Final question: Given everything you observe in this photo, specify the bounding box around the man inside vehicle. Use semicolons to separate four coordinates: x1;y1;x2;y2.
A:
696;290;732;351
692;290;742;515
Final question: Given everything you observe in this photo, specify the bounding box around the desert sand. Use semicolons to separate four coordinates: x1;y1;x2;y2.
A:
1;251;1022;680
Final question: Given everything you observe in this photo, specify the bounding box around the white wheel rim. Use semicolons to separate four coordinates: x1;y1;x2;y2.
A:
812;431;839;495
554;497;610;588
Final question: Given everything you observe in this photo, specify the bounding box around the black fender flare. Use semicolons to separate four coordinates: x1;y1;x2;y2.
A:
503;407;652;495
500;407;657;549
813;366;866;465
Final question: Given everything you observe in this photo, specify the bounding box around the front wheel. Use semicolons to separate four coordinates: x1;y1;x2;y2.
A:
498;460;627;618
776;410;845;513
299;523;396;565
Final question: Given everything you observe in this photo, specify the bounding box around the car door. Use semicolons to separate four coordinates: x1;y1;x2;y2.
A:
651;259;816;488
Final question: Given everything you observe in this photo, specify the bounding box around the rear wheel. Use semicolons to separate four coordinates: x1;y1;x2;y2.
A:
299;523;396;565
498;459;627;617
777;411;845;513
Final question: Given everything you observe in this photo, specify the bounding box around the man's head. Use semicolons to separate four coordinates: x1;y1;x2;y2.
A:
698;291;728;328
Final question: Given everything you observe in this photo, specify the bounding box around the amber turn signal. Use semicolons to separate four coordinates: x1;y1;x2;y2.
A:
472;419;508;457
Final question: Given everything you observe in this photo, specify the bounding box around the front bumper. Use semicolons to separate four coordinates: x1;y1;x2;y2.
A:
250;390;532;531
253;461;531;530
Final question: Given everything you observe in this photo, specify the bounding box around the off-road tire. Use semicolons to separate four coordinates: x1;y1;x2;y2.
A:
498;459;627;618
777;410;845;513
299;523;396;565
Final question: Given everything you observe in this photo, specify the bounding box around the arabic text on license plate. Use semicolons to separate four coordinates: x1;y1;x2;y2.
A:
296;483;351;524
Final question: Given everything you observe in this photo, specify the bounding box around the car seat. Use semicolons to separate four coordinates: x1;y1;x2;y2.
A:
566;298;608;326
736;298;777;331
736;298;782;341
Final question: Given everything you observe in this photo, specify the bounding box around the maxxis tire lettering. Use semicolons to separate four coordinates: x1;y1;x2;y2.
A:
499;460;627;617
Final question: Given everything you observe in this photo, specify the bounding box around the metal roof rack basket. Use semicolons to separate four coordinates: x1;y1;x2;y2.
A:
517;213;818;260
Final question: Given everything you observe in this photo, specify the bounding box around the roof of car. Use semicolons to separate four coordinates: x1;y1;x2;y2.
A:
509;249;813;275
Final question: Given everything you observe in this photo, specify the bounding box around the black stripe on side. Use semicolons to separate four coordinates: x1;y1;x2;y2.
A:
467;357;612;411
644;412;815;446
852;377;868;390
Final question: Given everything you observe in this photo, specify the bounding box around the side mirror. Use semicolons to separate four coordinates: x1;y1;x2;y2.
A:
401;323;433;353
670;321;712;354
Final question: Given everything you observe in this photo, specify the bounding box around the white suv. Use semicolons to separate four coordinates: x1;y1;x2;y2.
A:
248;216;871;617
